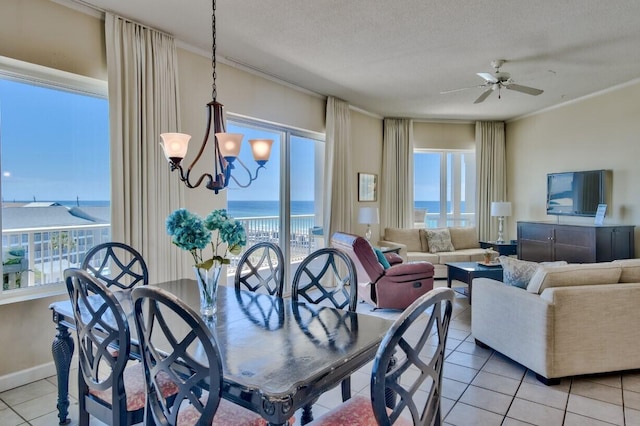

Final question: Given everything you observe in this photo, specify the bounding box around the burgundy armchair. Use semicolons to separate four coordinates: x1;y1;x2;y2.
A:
331;232;435;310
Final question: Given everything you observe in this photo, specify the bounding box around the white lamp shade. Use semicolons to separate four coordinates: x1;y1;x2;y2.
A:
491;201;512;217
215;133;243;158
249;139;274;162
358;207;379;224
160;133;190;160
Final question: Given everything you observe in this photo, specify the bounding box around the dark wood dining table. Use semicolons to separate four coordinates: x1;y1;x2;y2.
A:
50;279;394;425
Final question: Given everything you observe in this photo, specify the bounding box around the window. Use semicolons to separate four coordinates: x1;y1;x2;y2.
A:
0;57;109;295
414;150;475;228
225;118;325;290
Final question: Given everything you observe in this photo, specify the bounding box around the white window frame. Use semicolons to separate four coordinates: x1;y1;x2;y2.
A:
0;56;108;304
414;148;476;228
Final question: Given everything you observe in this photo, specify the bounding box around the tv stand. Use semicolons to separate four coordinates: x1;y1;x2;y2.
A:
517;221;635;263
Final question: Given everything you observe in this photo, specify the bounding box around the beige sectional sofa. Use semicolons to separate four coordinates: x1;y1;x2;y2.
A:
472;258;640;384
379;227;497;278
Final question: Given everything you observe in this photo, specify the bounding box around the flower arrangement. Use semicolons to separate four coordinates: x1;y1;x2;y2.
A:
166;208;247;270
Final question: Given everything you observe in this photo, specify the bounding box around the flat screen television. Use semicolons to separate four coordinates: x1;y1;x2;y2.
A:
546;170;607;217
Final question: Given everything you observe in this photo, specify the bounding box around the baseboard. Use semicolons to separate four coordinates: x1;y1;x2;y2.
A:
0;361;59;393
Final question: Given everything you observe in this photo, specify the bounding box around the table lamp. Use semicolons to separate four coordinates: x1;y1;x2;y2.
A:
491;201;512;244
358;207;379;241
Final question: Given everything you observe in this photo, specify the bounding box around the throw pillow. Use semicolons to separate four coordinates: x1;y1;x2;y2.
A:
425;228;455;253
373;248;391;269
448;227;480;250
498;256;541;289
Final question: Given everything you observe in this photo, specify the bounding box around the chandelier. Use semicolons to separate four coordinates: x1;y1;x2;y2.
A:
160;0;273;193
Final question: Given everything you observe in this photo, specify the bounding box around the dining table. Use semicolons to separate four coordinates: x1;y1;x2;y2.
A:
50;279;394;425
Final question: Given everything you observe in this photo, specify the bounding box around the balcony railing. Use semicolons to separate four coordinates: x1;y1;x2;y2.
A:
2;215;320;290
2;224;111;289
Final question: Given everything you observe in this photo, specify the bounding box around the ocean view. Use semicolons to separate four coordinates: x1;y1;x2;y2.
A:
20;200;456;217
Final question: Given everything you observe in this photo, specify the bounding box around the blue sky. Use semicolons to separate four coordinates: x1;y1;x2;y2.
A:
0;78;110;202
1;75;440;203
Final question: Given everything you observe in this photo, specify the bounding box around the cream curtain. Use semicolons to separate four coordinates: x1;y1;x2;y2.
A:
105;13;185;282
323;97;353;240
476;121;507;241
381;119;414;230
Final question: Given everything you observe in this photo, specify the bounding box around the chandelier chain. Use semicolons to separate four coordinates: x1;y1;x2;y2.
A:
211;0;217;101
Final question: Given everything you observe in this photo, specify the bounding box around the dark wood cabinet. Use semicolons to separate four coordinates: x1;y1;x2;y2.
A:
517;221;635;263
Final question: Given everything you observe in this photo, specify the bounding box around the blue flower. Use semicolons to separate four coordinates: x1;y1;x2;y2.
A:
167;208;247;268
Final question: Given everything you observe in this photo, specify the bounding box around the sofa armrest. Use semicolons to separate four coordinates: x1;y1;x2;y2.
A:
539;283;640;377
386;261;434;277
471;278;553;377
378;240;407;261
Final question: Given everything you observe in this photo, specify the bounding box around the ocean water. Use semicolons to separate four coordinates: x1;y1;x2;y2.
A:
46;199;453;217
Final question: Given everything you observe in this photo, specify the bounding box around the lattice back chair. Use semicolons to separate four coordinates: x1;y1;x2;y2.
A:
234;242;285;297
307;287;455;426
64;268;165;426
292;247;358;418
292;247;358;312
81;242;148;290
131;286;266;426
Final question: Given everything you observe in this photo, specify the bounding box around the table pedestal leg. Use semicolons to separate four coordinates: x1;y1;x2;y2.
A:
52;319;74;425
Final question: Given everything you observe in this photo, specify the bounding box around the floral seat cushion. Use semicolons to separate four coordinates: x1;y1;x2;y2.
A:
89;362;178;411
306;395;412;426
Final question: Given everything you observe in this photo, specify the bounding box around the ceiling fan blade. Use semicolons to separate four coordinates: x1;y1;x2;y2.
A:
506;83;543;96
440;84;485;94
474;88;493;104
477;72;498;83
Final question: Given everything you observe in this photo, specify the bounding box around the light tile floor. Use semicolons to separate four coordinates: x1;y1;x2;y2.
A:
2;280;640;425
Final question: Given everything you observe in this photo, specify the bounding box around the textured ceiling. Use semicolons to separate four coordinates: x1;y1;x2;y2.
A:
71;0;640;121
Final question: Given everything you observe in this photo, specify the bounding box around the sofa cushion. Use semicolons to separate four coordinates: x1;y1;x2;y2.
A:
499;256;540;289
406;251;439;264
449;227;480;250
373;248;391;269
527;262;622;294
613;258;640;283
425;228;455;253
384;228;423;252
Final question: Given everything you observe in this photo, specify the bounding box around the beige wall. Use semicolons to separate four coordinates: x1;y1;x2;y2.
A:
0;0;105;80
506;81;640;254
413;121;475;150
351;111;384;238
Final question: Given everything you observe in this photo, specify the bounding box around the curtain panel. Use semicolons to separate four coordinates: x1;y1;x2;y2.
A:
381;118;414;230
323;97;353;240
105;13;185;282
476;121;507;241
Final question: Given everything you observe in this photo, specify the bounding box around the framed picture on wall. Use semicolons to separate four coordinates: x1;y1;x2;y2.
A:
358;173;377;202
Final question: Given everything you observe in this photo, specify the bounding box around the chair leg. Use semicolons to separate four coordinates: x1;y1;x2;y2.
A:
301;403;314;425
341;377;351;402
78;379;89;426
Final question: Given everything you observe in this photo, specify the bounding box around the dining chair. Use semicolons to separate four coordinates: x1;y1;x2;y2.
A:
63;268;177;426
234;241;285;297
81;242;148;290
292;247;358;312
307;287;455;426
291;247;358;423
131;286;266;426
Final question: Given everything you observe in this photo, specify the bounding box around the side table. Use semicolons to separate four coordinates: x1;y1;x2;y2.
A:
479;240;517;256
445;262;504;304
378;246;401;255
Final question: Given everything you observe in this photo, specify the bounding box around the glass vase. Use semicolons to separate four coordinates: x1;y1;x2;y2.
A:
194;266;221;317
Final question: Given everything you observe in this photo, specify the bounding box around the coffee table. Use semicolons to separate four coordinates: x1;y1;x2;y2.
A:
445;261;503;304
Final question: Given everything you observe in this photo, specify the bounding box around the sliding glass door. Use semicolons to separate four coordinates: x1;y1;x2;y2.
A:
226;119;324;291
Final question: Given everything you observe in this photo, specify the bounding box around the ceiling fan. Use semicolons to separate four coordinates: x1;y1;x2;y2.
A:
442;59;544;104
